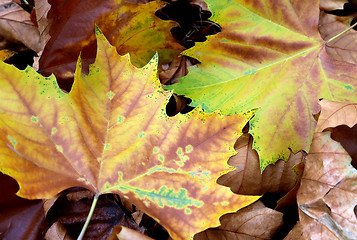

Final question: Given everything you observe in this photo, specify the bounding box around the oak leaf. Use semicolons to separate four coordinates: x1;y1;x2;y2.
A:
0;29;258;240
166;0;357;170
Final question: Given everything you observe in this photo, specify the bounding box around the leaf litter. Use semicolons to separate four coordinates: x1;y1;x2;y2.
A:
0;1;357;239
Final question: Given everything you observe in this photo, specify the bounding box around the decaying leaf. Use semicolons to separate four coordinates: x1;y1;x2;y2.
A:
320;0;346;11
319;10;357;64
45;189;140;240
194;200;284;240
315;99;357;132
0;0;42;52
0;28;258;239
36;0;184;90
217;133;306;195
296;99;357;239
166;0;357;170
297;132;357;239
45;222;72;240
108;225;154;240
34;0;51;47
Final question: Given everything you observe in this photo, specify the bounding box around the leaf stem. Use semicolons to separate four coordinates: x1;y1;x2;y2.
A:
77;193;100;240
326;21;357;44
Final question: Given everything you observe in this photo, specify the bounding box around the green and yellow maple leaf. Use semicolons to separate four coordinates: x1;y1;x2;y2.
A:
166;0;357;170
0;29;258;240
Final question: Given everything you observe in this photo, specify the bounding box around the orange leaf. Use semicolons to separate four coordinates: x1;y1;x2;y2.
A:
0;28;258;239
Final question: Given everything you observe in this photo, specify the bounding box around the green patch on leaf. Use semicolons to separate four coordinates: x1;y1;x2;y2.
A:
119;185;203;209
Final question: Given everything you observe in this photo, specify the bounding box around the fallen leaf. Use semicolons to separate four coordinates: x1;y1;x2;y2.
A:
166;0;357;170
36;0;184;90
217;133;305;195
320;0;347;11
315;99;357;131
34;0;51;47
108;225;154;240
319;11;357;64
46;189;140;240
45;222;73;240
0;173;47;240
297;132;357;239
160;54;197;85
194;200;284;240
0;28;258;240
0;0;42;52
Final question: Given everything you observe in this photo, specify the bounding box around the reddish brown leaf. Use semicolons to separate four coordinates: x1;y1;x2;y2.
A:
217;133;305;196
194;201;284;240
46;189;141;240
36;0;184;90
0;173;47;240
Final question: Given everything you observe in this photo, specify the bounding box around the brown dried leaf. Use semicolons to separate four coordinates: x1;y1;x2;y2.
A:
194;201;284;240
34;0;51;47
46;189;141;240
160;54;196;85
108;225;154;240
320;0;347;11
45;222;73;240
319;11;357;64
315;99;357;132
217;133;305;195
0;0;42;52
297;132;357;239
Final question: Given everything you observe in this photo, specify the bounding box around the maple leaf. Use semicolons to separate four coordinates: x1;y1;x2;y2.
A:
35;0;184;90
166;0;357;170
0;28;259;240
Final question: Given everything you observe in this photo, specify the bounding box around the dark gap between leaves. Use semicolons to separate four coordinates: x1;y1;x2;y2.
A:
330;124;357;169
